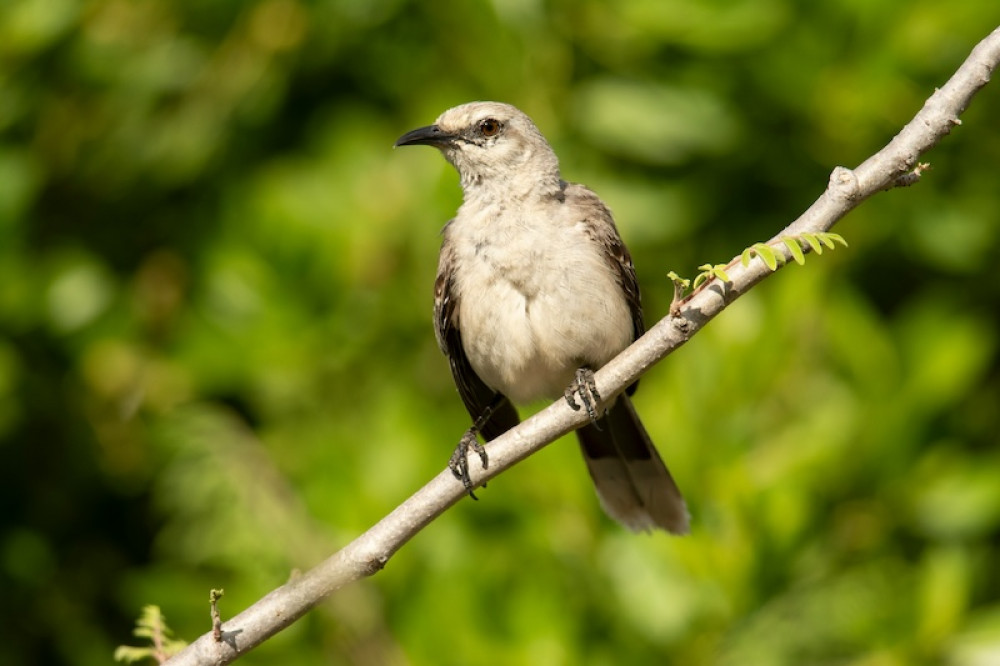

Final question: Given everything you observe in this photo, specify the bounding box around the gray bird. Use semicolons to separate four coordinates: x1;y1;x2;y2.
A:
396;101;689;534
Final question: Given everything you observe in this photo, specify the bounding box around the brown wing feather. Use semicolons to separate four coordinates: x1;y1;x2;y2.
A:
564;183;644;394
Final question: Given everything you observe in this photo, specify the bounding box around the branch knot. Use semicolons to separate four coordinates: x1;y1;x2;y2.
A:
828;166;860;202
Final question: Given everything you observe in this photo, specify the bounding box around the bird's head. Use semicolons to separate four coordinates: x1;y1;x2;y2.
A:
395;101;561;196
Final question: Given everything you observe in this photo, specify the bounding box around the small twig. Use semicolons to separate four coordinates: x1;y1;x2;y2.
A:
151;615;167;664
210;590;225;643
667;271;691;316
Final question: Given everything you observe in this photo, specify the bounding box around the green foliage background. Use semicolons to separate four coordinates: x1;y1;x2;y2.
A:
1;1;999;664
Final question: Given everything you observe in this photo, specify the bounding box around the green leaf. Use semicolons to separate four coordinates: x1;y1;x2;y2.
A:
800;232;824;255
754;243;779;271
691;264;730;290
823;232;848;248
115;604;187;663
741;247;756;267
667;271;690;289
114;646;155;664
783;237;806;265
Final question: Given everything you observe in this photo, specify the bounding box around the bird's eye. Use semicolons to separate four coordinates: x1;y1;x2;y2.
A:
479;118;502;137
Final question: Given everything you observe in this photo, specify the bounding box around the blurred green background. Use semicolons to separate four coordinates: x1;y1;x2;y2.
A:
1;1;999;664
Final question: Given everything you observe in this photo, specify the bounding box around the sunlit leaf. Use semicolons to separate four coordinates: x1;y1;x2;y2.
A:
754;243;779;270
666;271;690;288
783;237;806;265
824;232;849;248
801;232;824;254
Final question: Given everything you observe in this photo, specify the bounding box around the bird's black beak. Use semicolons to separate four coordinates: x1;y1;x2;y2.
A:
394;124;455;148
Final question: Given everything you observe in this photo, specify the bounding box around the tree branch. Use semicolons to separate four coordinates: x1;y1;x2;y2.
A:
166;25;1000;666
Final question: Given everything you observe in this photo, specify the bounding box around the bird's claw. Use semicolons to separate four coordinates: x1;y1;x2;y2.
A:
449;429;489;499
564;367;603;427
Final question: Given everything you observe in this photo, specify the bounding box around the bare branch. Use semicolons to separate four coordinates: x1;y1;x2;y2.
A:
166;25;1000;666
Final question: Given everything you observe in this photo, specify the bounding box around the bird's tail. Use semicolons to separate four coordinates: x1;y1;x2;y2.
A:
576;395;689;534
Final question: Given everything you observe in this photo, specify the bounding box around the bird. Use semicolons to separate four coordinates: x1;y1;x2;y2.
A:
395;101;689;534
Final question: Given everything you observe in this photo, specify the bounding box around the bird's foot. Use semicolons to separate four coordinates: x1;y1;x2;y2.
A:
448;428;489;499
564;367;603;427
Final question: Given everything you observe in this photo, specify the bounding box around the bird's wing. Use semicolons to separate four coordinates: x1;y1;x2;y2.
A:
435;229;520;440
566;183;645;394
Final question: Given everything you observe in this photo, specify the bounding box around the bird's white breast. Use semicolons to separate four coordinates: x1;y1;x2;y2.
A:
447;200;633;404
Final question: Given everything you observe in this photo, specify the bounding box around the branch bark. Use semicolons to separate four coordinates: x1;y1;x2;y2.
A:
166;25;1000;665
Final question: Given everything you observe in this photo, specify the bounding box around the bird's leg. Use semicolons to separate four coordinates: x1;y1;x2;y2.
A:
564;367;603;427
449;430;487;499
448;398;499;499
